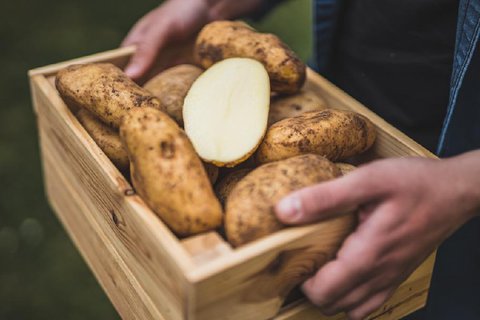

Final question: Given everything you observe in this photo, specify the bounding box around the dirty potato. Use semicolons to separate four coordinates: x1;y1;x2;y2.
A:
214;168;252;205
56;63;161;128
225;154;340;246
256;109;376;164
76;109;129;173
268;90;328;125
194;21;306;94
120;107;222;236
144;64;203;126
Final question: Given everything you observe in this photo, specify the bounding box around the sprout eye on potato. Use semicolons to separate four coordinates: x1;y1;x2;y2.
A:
225;154;341;247
195;20;306;94
120;107;222;236
56;63;162;128
144;64;203;126
183;58;270;167
256;109;377;164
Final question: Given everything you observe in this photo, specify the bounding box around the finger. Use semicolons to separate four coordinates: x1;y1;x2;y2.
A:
124;25;169;80
121;19;151;47
121;8;159;47
301;258;375;313
347;288;395;320
301;219;388;313
320;272;393;315
275;168;385;224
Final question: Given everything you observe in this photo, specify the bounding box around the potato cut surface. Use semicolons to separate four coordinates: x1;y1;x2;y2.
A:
183;58;270;167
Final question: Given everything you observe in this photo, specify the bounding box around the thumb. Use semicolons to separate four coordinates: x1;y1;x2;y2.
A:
275;169;381;224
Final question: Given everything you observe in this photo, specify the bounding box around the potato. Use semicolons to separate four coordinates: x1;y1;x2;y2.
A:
214;169;252;205
56;63;161;128
183;58;270;167
144;64;203;126
225;154;340;246
256;109;376;164
336;163;356;175
76;109;129;173
268;90;328;125
204;162;219;184
194;21;306;94
120;107;222;236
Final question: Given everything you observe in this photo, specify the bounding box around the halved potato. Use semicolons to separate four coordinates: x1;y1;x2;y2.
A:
183;58;270;167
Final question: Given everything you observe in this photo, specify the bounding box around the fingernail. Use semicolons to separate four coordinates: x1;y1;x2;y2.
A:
277;196;303;222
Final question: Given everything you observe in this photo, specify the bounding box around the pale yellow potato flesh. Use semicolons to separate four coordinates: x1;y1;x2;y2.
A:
183;58;270;167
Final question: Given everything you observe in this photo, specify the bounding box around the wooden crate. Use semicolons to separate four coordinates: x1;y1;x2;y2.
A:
29;46;436;320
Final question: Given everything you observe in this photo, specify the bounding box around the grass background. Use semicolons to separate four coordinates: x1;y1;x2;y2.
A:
0;0;312;318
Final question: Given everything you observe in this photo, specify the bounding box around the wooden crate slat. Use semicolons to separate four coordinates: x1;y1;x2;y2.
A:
41;142;162;320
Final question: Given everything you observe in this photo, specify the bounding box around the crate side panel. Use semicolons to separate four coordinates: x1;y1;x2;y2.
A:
189;215;356;320
40;139;162;320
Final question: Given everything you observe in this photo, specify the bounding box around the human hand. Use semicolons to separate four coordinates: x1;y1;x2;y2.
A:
122;0;264;80
275;153;480;319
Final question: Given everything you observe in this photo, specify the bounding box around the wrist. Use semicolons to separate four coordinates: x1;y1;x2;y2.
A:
443;150;480;220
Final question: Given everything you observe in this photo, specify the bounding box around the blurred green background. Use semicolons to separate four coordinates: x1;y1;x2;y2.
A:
0;1;311;318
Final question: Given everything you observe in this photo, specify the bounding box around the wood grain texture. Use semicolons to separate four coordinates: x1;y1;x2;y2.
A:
182;232;233;266
30;46;438;320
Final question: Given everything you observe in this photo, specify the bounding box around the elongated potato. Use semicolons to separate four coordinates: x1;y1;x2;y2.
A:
336;163;356;175
76;109;129;173
120;107;222;236
268;90;328;125
56;63;161;128
256;110;376;164
144;64;203;126
195;21;306;94
184;58;270;167
225;154;340;246
214;169;252;205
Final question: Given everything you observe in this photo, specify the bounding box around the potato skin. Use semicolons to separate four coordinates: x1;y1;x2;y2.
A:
225;154;340;246
268;90;328;125
214;169;252;205
144;64;203;126
76;109;129;173
56;63;161;128
256;109;376;164
336;163;356;175
194;21;306;94
120;107;222;236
